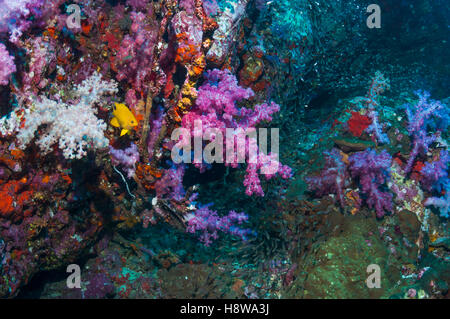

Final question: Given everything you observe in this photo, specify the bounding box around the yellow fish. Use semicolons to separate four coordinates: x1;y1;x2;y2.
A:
110;103;138;136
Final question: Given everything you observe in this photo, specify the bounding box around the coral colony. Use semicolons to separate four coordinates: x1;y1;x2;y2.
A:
0;0;448;299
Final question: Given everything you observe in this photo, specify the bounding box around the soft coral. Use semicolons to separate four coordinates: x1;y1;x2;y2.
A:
420;150;449;192
425;182;450;218
404;91;445;173
305;148;349;207
348;149;393;218
348;111;372;137
180;69;292;196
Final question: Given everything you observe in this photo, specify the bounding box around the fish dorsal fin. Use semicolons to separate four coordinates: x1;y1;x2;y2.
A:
110;117;120;128
115;103;125;111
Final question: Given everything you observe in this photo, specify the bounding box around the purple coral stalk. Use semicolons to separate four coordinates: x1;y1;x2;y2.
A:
363;72;390;144
348;149;393;218
146;105;164;160
366;109;390;144
243;142;293;196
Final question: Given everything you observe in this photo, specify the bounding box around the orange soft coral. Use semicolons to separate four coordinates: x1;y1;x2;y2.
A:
175;33;200;64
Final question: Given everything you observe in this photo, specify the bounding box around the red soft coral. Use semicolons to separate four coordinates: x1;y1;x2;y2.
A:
0;180;21;217
348;111;372;137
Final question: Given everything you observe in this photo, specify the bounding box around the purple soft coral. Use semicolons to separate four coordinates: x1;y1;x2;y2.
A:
366;109;390;145
425;186;450;218
109;143;140;178
115;7;159;94
0;0;42;43
146;105;164;160
305;148;348;207
203;0;219;16
348;149;393;218
421;150;449;192
0;43;16;85
194;68;254;119
185;206;254;246
421;150;449;218
404;91;444;173
154;165;186;201
180;69;292;196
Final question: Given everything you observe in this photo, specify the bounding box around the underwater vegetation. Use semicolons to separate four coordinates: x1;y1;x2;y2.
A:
0;0;448;299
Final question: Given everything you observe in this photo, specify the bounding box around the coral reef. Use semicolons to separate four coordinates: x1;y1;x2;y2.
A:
0;0;447;301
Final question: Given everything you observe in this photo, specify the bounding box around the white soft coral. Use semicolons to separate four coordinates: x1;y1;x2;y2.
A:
15;72;118;159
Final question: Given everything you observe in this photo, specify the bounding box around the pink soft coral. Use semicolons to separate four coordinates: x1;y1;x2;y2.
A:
0;43;16;85
180;69;292;196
